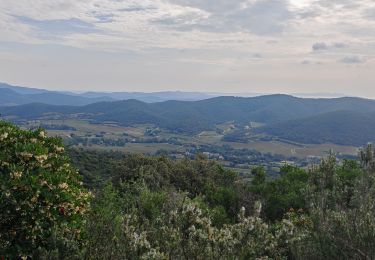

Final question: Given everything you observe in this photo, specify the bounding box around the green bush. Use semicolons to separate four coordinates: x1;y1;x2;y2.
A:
0;121;91;258
301;152;375;259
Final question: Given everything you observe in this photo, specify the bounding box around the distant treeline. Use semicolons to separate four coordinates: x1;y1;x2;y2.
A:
3;95;375;145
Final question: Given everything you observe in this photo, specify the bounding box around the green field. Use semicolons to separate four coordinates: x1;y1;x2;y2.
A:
86;143;184;154
24;119;359;159
223;141;358;158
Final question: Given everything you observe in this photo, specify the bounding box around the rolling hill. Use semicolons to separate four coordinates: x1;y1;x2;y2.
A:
0;82;48;94
0;86;113;106
2;95;375;143
256;110;375;146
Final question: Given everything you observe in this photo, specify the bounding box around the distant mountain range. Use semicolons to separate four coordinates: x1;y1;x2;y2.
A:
1;82;374;146
77;91;214;103
0;83;215;106
0;82;349;107
2;91;375;146
0;86;113;106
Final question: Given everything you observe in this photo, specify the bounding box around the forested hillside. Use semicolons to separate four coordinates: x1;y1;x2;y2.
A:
1;121;375;259
3;94;375;141
258;110;375;145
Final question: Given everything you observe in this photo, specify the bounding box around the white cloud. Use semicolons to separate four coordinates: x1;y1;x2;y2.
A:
0;0;374;95
0;0;374;52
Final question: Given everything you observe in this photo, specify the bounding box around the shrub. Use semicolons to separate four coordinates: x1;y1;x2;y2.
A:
0;121;91;258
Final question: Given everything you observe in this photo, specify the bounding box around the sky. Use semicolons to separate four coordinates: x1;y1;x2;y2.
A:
0;0;375;97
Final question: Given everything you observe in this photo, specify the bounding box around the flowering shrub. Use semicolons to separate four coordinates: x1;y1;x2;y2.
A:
85;182;293;259
0;121;91;258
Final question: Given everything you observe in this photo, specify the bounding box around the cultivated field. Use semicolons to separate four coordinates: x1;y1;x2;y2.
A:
24;119;359;159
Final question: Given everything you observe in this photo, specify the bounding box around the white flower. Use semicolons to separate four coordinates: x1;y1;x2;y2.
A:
55;146;65;152
20;152;33;159
0;132;8;140
39;131;46;138
11;171;22;179
58;183;69;190
35;155;48;163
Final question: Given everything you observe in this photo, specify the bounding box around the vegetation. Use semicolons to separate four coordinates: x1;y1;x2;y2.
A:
3;94;375;144
0;121;91;258
2;121;375;259
258;110;375;145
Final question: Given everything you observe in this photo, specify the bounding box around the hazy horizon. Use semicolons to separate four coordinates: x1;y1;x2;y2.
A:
1;0;375;97
0;81;351;99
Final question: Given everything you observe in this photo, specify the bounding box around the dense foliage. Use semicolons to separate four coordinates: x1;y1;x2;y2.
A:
2;122;375;259
0;122;91;258
69;147;375;259
258;110;375;145
69;150;253;225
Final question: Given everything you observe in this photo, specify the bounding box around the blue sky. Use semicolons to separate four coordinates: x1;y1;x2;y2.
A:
0;0;375;97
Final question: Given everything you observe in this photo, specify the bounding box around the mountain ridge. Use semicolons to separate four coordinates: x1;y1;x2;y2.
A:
0;82;216;105
0;87;114;106
2;94;375;136
257;110;375;146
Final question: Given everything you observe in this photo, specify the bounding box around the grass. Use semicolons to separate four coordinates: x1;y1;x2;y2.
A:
25;119;359;158
83;143;184;154
196;131;224;144
222;141;358;158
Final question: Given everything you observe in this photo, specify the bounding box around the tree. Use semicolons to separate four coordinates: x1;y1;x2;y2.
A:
263;165;309;221
294;146;375;259
0;121;91;258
